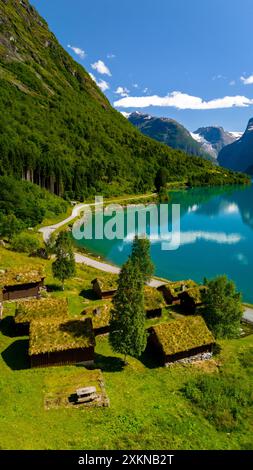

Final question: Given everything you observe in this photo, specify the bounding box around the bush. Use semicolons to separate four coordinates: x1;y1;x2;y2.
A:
183;373;253;432
11;233;40;255
202;275;243;339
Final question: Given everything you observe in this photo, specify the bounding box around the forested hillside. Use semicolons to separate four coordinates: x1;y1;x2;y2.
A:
128;112;214;161
0;0;249;200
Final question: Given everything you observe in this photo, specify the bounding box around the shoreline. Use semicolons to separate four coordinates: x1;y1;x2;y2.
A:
39;194;167;289
39;189;253;315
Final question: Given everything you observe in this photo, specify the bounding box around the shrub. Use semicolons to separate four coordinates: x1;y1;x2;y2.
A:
183;373;253;432
202;275;243;338
11;233;40;255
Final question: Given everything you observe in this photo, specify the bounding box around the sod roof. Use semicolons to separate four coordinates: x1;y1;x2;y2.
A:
163;280;198;298
92;275;118;292
84;287;165;329
151;316;215;356
144;286;166;310
15;298;69;324
84;304;112;329
180;286;207;304
0;266;44;288
29;318;95;356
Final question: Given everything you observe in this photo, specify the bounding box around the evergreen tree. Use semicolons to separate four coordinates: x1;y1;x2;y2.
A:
154;167;169;193
130;235;154;283
52;231;76;290
202;275;243;339
158;186;170;203
109;259;147;363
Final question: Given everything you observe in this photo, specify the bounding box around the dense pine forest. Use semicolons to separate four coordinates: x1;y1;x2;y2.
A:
0;0;249;202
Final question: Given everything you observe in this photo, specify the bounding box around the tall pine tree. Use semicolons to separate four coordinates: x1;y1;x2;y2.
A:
131;235;154;283
52;231;76;290
109;259;147;363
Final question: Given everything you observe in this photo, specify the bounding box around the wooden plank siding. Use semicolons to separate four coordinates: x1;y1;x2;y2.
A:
30;347;95;368
1;280;44;301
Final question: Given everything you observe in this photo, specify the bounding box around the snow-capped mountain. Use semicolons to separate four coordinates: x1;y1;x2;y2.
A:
191;126;241;159
128;112;215;161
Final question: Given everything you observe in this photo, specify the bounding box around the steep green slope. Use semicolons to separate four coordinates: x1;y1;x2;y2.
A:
0;175;68;229
218;118;253;174
0;0;249;200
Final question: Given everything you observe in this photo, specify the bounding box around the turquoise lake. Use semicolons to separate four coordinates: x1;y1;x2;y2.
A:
74;184;253;303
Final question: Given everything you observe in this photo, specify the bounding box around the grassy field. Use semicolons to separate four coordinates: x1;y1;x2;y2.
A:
0;246;253;450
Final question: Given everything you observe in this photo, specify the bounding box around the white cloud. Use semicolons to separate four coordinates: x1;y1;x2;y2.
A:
240;75;253;85
91;59;111;76
89;73;96;82
123;230;242;246
229;80;236;86
121;112;131;119
115;86;130;98
107;53;116;59
212;74;226;81
235;253;249;265
223;203;239;214
178;231;242;246
67;45;86;59
114;91;253;110
89;73;110;92
133;83;139;88
97;79;110;92
143;87;149;94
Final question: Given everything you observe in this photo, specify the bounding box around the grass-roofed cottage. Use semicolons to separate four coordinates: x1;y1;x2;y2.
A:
179;286;207;313
83;304;112;336
144;286;166;318
29;318;95;368
91;276;118;299
158;280;197;305
15;298;69;335
148;316;215;366
0;267;45;301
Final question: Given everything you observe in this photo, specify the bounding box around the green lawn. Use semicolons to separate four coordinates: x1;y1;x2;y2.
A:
0;246;253;450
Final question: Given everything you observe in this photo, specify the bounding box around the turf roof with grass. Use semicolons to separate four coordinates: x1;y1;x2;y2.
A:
84;304;112;329
151;316;215;356
92;275;118;292
84;287;165;329
164;279;198;298
29;317;95;355
0;266;44;287
180;286;207;303
15;298;69;324
144;286;166;310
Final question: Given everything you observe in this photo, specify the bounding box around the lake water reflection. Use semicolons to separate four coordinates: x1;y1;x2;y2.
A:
74;185;253;302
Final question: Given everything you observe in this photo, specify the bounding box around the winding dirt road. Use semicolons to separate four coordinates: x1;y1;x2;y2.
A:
39;198;165;288
39;202;253;307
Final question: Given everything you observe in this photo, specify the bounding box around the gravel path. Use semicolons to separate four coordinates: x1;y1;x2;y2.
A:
39;203;89;243
39;202;253;298
39;197;165;288
243;307;253;324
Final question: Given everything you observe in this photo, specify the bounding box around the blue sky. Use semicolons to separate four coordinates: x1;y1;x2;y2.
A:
32;0;253;131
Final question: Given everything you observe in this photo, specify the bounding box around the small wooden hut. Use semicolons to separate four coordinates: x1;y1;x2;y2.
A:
83;286;165;336
179;286;207;313
91;276;118;300
15;297;69;335
83;304;112;336
158;280;198;305
144;286;166;318
148;316;215;365
29;317;95;368
0;267;45;302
